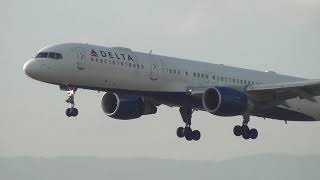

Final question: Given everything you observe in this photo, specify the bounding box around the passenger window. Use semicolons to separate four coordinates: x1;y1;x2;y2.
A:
205;74;208;79
129;63;132;67
212;76;215;80
197;73;200;77
221;77;224;81
185;72;188;76
137;64;140;69
201;74;204;78
141;65;144;69
193;72;196;77
133;64;136;68
173;69;176;74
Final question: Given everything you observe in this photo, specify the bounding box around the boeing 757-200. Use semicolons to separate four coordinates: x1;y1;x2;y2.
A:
23;43;320;141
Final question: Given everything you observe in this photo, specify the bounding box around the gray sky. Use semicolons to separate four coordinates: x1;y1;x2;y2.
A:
1;0;320;160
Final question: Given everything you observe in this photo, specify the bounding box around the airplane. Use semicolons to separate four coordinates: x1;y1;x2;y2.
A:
23;43;320;141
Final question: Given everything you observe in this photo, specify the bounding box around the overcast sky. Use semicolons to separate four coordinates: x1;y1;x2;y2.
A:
1;0;320;161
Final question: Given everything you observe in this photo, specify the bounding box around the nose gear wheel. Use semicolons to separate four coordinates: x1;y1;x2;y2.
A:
65;87;79;117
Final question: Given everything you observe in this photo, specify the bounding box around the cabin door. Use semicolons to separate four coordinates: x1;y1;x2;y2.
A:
72;47;87;70
150;57;161;81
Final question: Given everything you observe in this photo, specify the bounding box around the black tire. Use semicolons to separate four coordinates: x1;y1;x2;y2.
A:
249;128;258;140
72;108;79;117
192;130;201;141
184;127;193;141
233;125;242;136
176;127;185;138
185;133;193;141
66;108;72;117
242;125;250;140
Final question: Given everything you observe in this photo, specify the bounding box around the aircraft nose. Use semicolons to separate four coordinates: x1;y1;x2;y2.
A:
23;59;38;78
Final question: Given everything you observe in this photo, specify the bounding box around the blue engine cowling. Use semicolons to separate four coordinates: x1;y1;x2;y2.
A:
101;92;157;120
202;87;248;116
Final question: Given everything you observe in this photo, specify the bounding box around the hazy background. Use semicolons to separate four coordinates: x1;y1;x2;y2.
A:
1;155;319;180
1;0;320;161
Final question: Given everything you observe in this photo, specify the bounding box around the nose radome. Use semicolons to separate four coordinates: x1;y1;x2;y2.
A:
23;59;38;78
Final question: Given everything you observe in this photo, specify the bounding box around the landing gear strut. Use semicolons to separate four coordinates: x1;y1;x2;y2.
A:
65;87;78;117
233;113;258;140
176;106;201;141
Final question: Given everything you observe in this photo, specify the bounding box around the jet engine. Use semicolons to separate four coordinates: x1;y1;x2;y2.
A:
202;87;248;116
101;92;157;120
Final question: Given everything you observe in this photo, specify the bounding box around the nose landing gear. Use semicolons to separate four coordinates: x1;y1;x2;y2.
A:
176;106;201;141
65;87;78;117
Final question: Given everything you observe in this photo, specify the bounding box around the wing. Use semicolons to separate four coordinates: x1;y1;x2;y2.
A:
246;79;320;107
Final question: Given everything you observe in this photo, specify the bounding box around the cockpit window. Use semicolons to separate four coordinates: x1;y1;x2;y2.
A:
35;52;63;60
48;52;56;59
56;53;62;59
36;52;48;58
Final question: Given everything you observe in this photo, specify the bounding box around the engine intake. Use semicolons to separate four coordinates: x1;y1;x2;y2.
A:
101;92;157;120
202;87;248;116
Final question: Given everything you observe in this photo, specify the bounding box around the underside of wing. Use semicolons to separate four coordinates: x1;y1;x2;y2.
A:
246;79;320;104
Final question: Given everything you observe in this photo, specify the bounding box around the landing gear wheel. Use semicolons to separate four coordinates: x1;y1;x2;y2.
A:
233;125;242;136
71;108;78;117
233;112;259;140
242;125;250;140
66;108;78;117
66;108;72;117
176;127;185;138
184;127;192;136
185;133;193;141
65;87;79;117
249;128;258;139
192;130;201;141
184;127;193;141
178;106;201;141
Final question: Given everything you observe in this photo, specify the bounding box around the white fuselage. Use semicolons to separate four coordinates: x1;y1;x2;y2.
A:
23;43;320;121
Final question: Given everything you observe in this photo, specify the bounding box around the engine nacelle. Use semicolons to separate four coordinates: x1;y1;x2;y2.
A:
202;87;248;116
101;92;157;120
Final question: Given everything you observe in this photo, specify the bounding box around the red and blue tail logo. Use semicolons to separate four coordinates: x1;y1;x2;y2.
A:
91;49;98;57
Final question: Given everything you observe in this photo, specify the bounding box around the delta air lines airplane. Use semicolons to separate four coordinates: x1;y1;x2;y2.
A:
23;43;320;141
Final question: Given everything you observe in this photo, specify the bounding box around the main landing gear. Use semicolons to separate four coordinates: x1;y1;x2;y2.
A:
65;87;79;117
233;114;258;140
176;107;201;141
